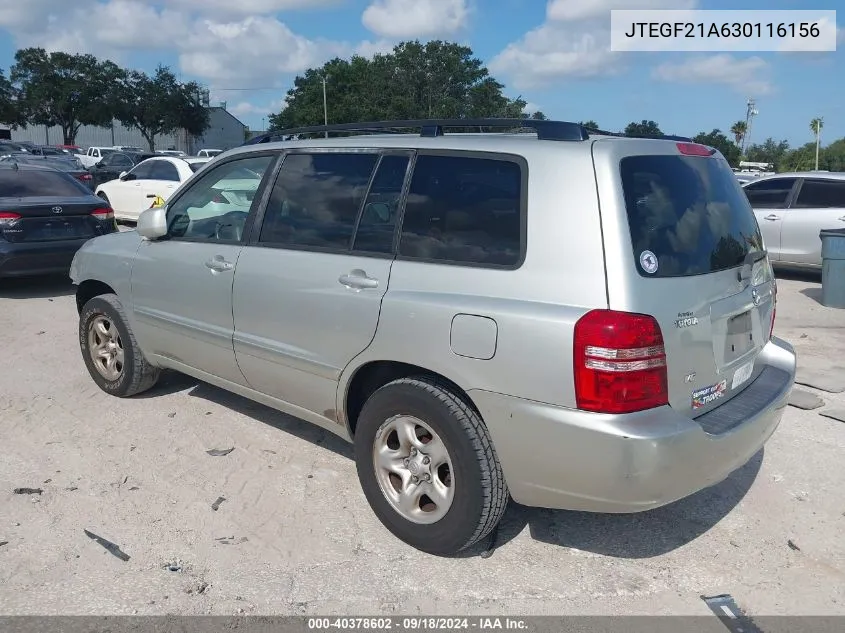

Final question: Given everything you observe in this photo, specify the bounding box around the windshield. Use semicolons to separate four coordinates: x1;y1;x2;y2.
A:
620;154;764;278
0;169;90;197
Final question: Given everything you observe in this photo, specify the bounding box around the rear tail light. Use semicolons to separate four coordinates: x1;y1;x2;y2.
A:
91;207;114;220
676;142;716;157
0;211;21;226
77;173;92;181
574;310;669;414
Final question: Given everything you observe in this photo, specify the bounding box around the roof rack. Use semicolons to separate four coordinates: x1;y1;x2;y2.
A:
242;118;693;145
244;118;590;145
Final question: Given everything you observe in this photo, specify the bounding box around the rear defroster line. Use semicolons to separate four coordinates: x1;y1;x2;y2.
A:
701;594;764;633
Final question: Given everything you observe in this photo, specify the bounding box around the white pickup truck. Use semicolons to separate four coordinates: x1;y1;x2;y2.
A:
79;147;118;169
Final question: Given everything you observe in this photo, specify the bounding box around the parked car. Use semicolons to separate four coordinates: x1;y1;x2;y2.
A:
197;149;222;158
0;141;30;154
742;172;845;270
0;153;94;189
88;151;157;188
57;145;85;155
156;149;187;157
94;156;209;221
69;118;796;555
27;145;69;157
0;162;116;278
112;146;143;153
79;147;118;169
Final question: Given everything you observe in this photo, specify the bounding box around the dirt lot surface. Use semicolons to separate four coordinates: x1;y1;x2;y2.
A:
0;271;844;616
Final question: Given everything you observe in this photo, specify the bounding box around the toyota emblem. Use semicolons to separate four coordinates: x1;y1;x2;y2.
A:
51;206;63;214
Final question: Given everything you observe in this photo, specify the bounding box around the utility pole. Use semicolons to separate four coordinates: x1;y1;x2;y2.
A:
322;75;328;138
111;120;115;146
740;98;758;157
814;117;823;171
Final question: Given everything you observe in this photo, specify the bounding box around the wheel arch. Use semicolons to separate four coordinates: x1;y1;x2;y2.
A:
76;279;117;314
341;360;482;438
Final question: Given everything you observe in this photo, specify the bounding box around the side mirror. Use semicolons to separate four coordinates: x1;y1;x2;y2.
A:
119;171;128;180
137;206;167;240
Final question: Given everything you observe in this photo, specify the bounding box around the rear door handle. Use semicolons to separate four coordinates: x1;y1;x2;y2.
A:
339;270;379;290
205;257;234;272
764;214;780;221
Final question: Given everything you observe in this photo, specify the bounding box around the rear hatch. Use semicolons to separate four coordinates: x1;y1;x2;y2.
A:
593;140;776;418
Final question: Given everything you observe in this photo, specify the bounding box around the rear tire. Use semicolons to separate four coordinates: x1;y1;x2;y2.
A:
353;377;508;555
79;294;159;397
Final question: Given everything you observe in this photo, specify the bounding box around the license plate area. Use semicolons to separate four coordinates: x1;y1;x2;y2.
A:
725;310;754;361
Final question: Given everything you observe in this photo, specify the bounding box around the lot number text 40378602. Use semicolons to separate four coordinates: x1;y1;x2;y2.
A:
307;617;529;631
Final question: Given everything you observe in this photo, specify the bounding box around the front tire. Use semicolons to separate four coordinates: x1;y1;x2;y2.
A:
79;294;159;397
354;377;508;555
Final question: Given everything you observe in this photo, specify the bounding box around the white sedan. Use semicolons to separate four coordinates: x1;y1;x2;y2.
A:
95;156;209;221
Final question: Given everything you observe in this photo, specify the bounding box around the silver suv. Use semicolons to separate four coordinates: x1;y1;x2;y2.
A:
70;119;797;555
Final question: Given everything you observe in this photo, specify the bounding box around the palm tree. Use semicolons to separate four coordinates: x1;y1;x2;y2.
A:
810;117;824;170
730;120;747;146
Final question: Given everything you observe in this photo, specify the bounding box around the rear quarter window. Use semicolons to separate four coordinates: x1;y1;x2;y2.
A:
621;155;764;278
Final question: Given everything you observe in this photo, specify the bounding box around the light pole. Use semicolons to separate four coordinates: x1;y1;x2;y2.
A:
741;98;758;157
814;117;823;171
321;75;328;138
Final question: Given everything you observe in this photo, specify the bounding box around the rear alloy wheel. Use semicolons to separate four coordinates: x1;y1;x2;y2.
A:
354;377;508;555
79;294;159;397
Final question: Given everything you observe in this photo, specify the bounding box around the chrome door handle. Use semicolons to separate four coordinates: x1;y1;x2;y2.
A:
205;257;234;272
338;270;379;290
764;214;780;221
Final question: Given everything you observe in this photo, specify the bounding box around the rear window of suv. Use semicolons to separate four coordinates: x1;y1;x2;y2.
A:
620;155;764;278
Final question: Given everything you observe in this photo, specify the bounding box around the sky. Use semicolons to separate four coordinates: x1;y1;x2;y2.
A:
0;0;842;148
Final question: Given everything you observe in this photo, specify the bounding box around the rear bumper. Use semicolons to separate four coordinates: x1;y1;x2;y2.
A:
469;336;796;513
0;237;94;278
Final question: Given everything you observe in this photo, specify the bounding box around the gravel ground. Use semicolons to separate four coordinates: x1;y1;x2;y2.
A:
0;270;843;617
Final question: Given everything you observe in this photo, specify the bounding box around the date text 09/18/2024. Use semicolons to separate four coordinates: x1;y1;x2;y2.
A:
307;617;529;631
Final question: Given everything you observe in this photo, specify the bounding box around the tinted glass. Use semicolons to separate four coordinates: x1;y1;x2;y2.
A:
100;149;116;157
793;179;845;208
130;161;155;180
398;155;523;266
260;152;379;249
167;155;275;242
110;154;134;168
352;154;410;254
743;178;796;208
189;162;207;173
621;155;764;278
0;169;90;197
150;160;181;181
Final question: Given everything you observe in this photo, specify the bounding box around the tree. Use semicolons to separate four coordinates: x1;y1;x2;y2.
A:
692;129;741;167
624;120;662;138
0;69;23;127
744;137;790;170
579;120;600;130
730;120;747;146
810;117;824;170
11;48;123;144
269;40;526;130
528;110;547;120
115;66;209;151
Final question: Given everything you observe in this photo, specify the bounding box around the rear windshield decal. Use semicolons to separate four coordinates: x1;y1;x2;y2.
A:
639;250;658;274
692;379;727;409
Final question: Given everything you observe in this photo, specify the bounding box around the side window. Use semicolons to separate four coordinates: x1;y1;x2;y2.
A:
743;178;796;208
793;179;845;209
98;154;115;167
398;154;523;267
129;161;155;180
352;154;410;254
112;154;133;168
166;154;276;242
259;152;379;249
150;160;181;181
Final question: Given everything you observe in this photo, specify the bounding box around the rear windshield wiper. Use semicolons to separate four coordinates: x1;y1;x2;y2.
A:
738;249;768;282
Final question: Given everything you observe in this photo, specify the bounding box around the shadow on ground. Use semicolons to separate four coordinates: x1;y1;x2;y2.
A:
0;275;75;299
161;373;762;560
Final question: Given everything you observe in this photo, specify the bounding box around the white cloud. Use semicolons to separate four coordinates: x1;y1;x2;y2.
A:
489;1;699;89
362;0;469;38
546;0;697;22
651;55;773;96
162;0;341;17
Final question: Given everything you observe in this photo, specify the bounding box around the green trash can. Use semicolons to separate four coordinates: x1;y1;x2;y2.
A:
820;228;845;308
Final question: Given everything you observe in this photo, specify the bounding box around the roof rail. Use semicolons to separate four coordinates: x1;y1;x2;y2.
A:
243;118;591;145
241;118;694;146
588;128;693;142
